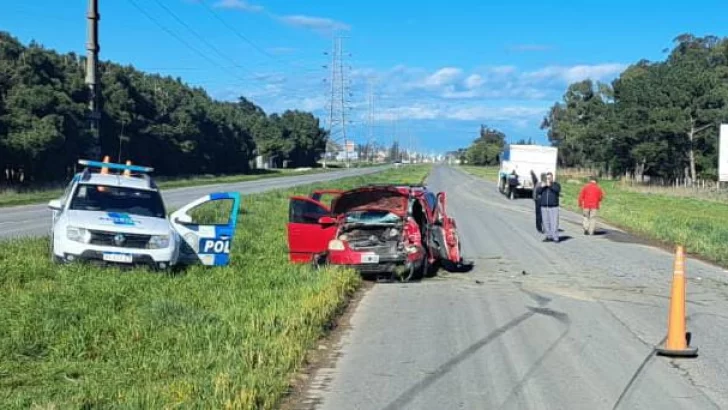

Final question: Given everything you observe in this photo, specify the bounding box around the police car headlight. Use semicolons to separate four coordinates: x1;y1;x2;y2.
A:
328;239;345;251
147;235;170;249
66;226;91;243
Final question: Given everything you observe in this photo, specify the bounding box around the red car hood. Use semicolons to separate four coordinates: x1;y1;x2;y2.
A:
331;186;409;216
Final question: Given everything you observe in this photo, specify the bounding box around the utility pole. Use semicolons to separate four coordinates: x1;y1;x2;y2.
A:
85;0;101;159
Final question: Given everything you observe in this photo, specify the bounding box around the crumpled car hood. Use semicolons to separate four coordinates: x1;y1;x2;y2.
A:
331;186;408;216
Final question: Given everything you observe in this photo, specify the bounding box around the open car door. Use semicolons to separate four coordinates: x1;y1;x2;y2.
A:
287;196;337;263
170;192;241;266
432;192;463;264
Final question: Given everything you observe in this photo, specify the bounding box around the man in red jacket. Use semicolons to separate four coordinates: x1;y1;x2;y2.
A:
578;176;605;235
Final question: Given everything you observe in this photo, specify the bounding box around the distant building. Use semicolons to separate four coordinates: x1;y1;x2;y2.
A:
336;151;359;161
344;141;355;153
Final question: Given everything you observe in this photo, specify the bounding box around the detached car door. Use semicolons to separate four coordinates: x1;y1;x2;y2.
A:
287;196;337;263
170;192;241;266
432;192;463;263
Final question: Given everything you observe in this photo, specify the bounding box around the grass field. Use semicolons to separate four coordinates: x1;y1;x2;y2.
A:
0;165;431;409
0;168;335;209
461;165;728;267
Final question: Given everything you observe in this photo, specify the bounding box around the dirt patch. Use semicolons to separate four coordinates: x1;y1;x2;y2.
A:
279;280;374;410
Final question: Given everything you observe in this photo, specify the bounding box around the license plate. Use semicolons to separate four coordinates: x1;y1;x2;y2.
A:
102;252;133;263
361;253;379;264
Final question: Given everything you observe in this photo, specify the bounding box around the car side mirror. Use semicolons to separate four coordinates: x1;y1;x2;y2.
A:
174;214;193;224
48;199;62;211
318;216;336;225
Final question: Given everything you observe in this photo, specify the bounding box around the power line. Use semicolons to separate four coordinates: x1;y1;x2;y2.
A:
130;0;312;98
150;0;258;78
126;0;244;83
197;0;299;68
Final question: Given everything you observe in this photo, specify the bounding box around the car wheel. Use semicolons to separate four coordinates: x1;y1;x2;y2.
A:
421;246;438;278
311;254;327;270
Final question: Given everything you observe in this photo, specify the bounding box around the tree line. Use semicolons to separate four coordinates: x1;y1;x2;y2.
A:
542;34;728;182
460;34;728;182
0;31;327;185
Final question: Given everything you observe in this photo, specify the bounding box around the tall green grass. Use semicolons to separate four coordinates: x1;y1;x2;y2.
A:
462;166;728;267
0;165;431;409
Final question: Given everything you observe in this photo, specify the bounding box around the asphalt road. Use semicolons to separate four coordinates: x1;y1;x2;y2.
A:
0;167;387;240
296;165;728;410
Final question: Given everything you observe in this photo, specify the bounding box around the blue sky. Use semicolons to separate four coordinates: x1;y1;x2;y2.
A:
2;0;728;154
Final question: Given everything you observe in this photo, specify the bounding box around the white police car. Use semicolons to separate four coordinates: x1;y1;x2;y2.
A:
48;158;241;269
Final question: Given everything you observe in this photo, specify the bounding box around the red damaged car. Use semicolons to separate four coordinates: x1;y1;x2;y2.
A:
286;184;469;282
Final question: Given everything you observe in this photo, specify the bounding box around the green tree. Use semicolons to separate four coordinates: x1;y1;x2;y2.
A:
0;31;327;185
465;125;507;165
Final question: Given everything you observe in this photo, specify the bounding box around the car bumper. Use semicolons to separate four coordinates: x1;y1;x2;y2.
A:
54;240;177;268
327;247;424;274
59;250;173;269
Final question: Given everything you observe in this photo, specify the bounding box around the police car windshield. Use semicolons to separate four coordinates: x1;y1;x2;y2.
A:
70;184;165;218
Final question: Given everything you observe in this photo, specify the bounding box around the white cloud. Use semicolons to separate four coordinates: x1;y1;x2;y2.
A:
213;0;264;12
487;65;517;75
464;74;483;89
423;67;463;87
442;89;480;99
524;63;627;83
299;96;327;112
374;106;440;121
373;104;546;123
447;106;546;122
208;60;626;151
279;15;351;33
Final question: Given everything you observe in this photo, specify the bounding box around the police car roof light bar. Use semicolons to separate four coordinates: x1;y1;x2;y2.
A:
78;159;154;174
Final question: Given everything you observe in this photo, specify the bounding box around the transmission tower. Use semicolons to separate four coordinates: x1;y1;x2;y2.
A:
323;36;352;167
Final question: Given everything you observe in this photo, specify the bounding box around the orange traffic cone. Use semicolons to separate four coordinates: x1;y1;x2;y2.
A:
655;245;698;357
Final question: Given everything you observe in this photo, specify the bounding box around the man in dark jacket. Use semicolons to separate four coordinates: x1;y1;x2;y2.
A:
530;170;544;233
536;172;561;243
